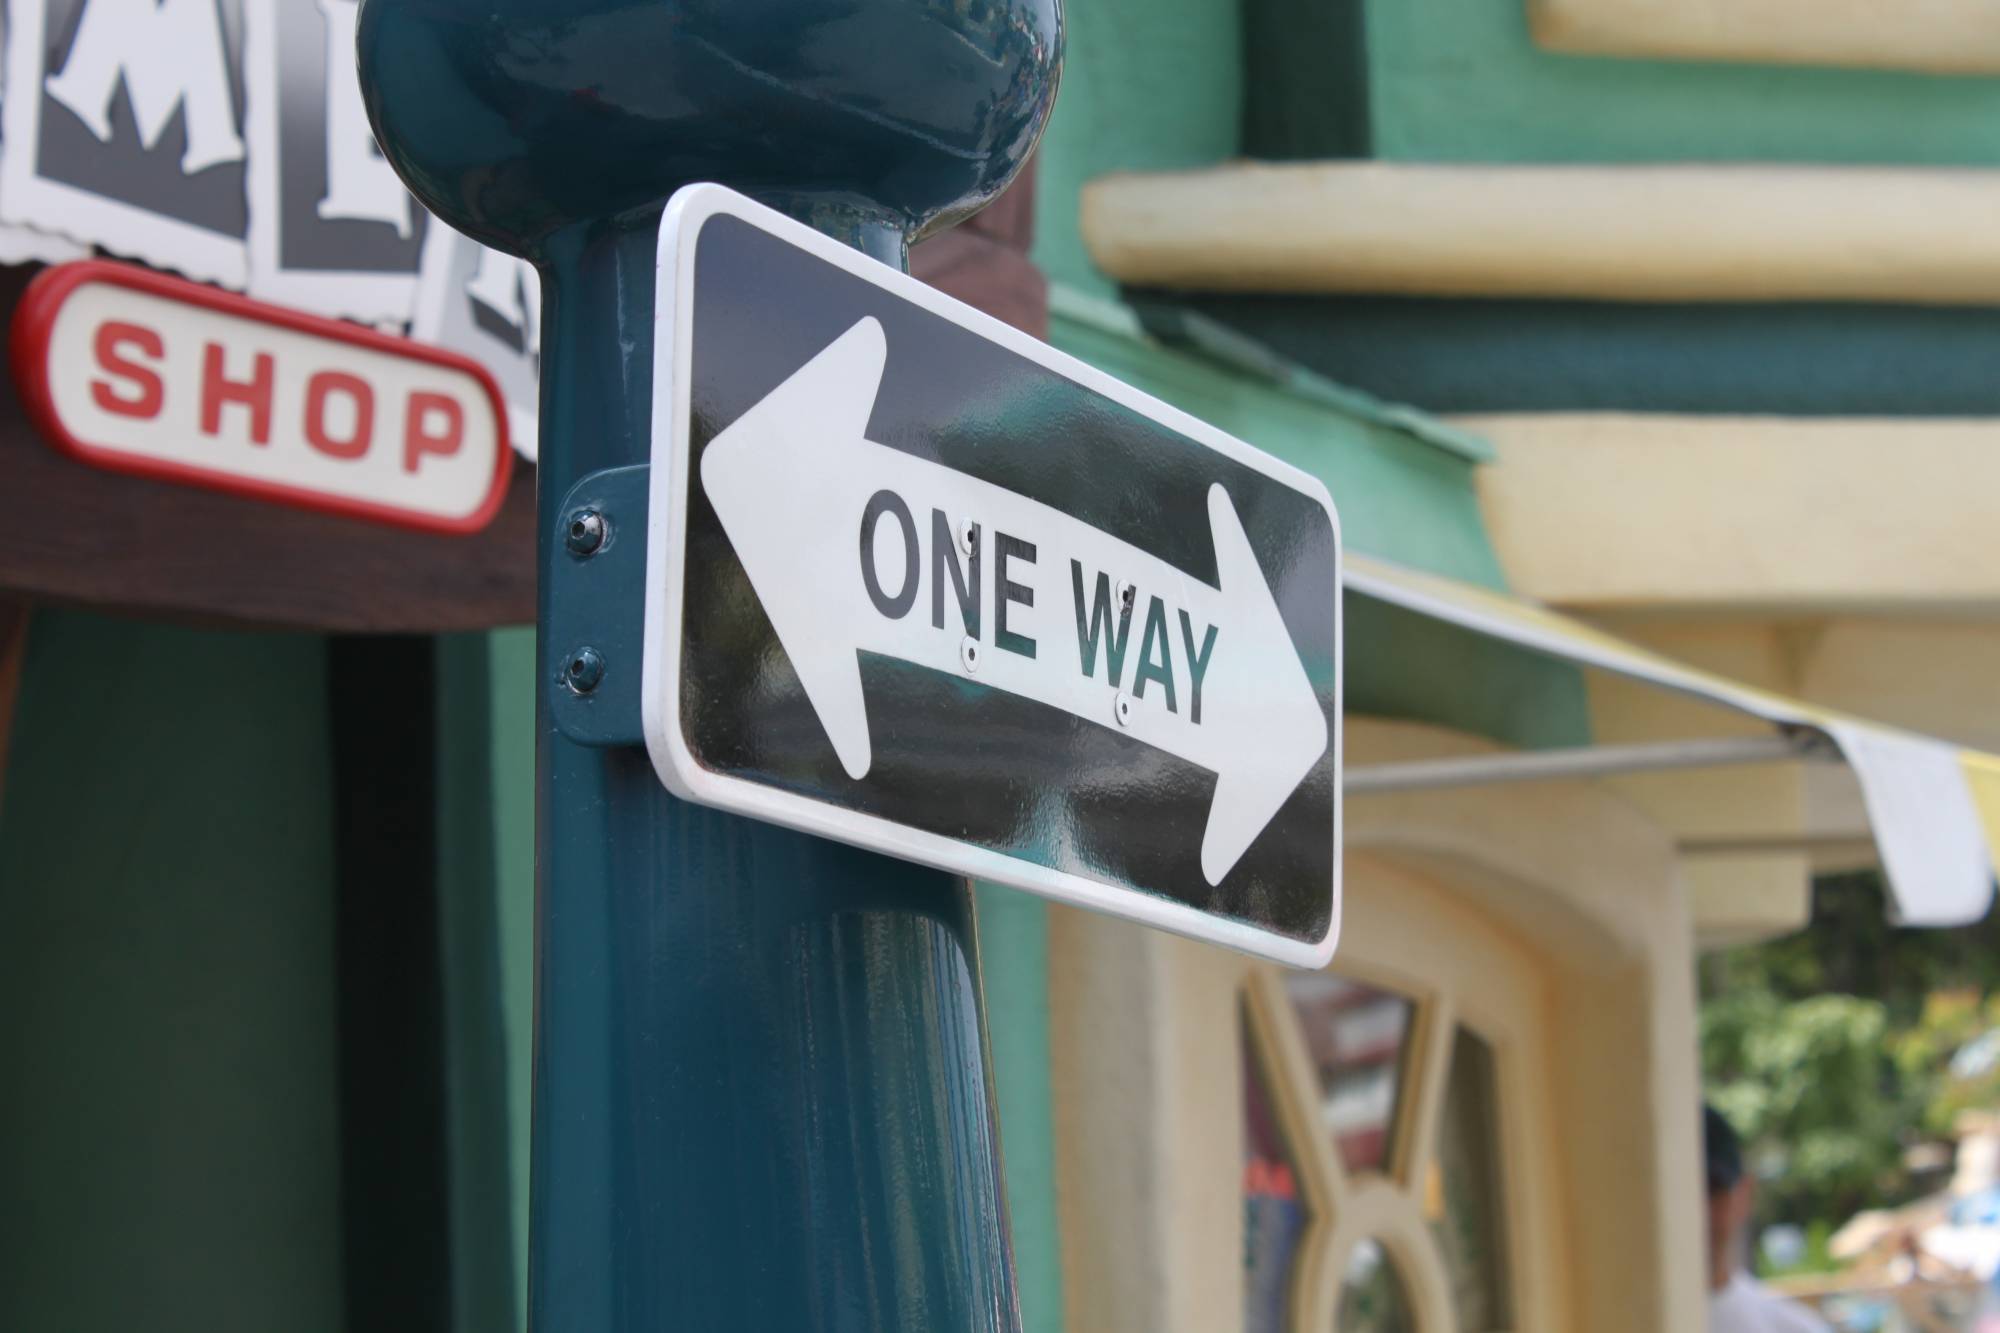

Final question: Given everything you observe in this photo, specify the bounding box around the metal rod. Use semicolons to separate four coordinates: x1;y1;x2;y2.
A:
1680;835;1877;858
1343;733;1818;795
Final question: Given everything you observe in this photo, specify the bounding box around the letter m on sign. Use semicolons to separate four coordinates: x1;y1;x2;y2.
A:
46;0;245;173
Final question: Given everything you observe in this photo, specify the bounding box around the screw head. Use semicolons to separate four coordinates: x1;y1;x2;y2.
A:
566;509;606;556
960;636;981;673
957;516;978;556
1114;692;1133;726
564;646;605;694
1115;580;1136;613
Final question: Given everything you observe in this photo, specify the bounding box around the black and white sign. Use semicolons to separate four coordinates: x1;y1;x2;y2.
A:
643;185;1342;966
2;0;250;286
244;0;423;321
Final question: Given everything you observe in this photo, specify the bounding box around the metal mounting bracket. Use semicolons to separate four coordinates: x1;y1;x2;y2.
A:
546;463;650;747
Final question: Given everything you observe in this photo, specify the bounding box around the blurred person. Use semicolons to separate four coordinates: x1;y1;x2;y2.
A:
1707;1104;1833;1333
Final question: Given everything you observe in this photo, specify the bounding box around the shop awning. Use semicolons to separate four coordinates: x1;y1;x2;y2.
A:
1342;554;2000;927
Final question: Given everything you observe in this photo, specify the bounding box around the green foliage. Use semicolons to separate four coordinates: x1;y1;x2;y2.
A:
1705;874;2000;1025
1892;989;2000;1139
1701;988;1905;1223
1700;872;2000;1246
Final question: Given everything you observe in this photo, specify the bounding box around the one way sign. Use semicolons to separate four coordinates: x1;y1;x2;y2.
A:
643;185;1342;966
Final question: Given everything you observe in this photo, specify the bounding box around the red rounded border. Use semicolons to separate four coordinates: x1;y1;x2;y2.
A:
9;259;517;536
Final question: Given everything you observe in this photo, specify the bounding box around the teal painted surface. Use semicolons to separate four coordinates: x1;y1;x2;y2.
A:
975;886;1066;1333
1032;0;1242;296
486;627;538;1328
436;632;533;1333
0;611;344;1333
1366;0;2000;164
1125;298;1494;461
1345;597;1591;750
1171;293;2000;418
460;630;1078;1333
1243;0;1370;159
360;0;1059;1316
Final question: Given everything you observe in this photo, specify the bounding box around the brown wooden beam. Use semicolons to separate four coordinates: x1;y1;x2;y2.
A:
0;410;539;631
912;231;1048;338
0;243;538;631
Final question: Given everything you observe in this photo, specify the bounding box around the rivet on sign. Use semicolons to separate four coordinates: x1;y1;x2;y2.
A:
1114;692;1133;726
960;636;981;673
1115;579;1135;612
565;646;605;695
957;516;978;556
566;508;606;556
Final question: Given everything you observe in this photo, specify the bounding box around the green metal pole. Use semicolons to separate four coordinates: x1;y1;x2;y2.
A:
531;212;1017;1329
357;2;1061;1327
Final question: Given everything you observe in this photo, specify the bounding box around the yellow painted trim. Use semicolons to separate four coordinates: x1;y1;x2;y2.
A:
1530;0;2000;75
1081;163;2000;304
1468;413;2000;611
1960;751;2000;870
1046;910;1252;1333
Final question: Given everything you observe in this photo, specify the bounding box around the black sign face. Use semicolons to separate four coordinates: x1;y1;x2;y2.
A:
642;185;1342;966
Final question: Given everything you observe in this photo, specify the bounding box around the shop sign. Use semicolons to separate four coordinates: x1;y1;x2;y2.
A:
11;259;511;532
641;186;1344;966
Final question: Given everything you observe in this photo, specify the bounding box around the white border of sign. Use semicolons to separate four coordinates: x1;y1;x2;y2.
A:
642;183;1343;969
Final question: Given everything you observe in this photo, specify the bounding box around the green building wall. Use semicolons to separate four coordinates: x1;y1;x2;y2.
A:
0;612;347;1333
1033;0;1242;299
1365;1;2000;166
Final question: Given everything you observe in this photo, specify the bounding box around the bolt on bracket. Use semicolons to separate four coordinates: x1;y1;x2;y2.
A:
546;463;650;747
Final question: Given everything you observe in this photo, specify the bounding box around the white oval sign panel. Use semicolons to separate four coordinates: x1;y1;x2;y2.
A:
10;261;511;533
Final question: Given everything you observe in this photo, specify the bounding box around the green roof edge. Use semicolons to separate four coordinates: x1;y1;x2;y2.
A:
1045;282;1497;465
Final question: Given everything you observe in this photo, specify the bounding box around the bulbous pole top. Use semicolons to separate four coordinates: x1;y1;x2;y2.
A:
357;0;1063;260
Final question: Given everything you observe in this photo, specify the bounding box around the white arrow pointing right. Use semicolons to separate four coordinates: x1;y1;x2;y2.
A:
701;317;1329;885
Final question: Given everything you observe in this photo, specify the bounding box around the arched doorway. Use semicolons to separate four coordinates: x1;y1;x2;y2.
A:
1242;854;1563;1332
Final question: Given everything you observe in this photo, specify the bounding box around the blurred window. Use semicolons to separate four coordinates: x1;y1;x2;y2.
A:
1283;973;1416;1177
1336;1238;1417;1333
1245;1009;1313;1333
1241;968;1531;1332
1427;1027;1514;1331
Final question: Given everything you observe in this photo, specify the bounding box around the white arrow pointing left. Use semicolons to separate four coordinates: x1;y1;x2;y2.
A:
700;317;1328;886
